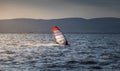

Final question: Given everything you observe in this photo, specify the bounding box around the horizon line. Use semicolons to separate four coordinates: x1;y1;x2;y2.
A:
0;17;120;20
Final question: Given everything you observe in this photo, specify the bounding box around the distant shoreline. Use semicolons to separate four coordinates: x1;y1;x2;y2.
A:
0;17;120;33
0;32;120;34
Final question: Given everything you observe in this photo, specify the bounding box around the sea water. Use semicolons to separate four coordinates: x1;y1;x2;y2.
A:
0;34;120;71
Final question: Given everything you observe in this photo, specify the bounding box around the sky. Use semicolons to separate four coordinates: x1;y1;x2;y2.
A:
0;0;120;19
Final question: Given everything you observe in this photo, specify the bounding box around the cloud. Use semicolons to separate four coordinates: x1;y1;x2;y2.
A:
58;0;120;11
1;0;120;10
62;0;120;6
0;0;120;19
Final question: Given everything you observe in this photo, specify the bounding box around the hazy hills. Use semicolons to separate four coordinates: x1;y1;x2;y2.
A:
0;17;120;33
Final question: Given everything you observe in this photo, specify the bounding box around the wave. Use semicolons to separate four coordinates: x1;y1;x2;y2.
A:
5;43;61;47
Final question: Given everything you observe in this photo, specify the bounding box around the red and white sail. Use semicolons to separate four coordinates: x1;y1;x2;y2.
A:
52;26;68;45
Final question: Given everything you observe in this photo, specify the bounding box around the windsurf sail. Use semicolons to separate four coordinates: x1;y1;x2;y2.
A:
52;26;68;45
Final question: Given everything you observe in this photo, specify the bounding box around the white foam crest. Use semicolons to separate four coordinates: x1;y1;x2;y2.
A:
22;43;61;47
1;43;63;47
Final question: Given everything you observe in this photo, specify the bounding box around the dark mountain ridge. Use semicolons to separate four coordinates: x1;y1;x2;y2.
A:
0;17;120;33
